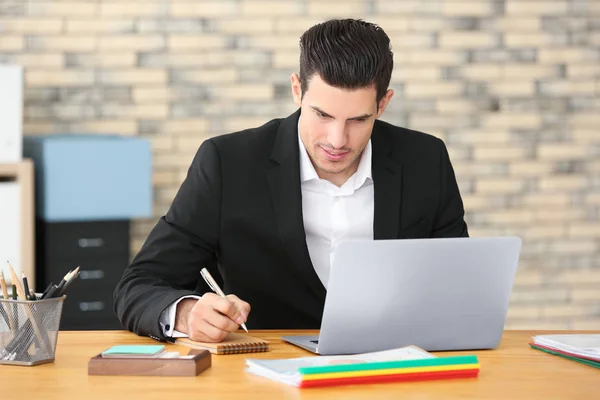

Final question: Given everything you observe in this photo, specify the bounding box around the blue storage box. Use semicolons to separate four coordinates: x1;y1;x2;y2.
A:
23;135;152;222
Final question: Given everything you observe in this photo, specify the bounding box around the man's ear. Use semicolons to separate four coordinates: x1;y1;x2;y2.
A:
376;89;395;118
291;73;302;107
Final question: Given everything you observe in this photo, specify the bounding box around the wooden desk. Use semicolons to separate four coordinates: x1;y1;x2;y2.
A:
0;330;598;399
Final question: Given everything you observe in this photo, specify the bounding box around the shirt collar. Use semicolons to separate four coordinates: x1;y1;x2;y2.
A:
297;118;372;188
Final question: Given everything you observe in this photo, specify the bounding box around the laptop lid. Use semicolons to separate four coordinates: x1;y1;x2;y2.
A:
316;236;522;355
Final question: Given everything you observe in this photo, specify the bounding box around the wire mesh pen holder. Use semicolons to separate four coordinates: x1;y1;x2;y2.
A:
0;295;65;366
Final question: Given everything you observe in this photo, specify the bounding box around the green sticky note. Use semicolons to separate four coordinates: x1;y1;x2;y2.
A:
102;345;165;356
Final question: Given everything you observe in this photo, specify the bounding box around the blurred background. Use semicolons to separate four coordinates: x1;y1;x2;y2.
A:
0;0;598;330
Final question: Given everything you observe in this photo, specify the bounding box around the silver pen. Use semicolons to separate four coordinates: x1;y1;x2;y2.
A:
200;268;248;333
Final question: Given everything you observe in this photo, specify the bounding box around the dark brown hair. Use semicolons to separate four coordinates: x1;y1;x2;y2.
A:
299;19;394;103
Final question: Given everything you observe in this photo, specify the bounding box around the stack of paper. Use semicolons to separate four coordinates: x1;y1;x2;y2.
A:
246;346;480;388
530;334;600;368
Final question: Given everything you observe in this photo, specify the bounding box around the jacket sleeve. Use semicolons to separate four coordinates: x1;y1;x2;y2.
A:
113;139;223;340
432;138;469;238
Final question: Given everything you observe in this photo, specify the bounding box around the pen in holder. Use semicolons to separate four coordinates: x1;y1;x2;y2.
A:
0;295;65;366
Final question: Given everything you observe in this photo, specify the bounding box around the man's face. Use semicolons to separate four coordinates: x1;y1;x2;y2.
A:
291;73;393;186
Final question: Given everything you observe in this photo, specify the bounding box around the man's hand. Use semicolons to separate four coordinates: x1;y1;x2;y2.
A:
174;293;250;342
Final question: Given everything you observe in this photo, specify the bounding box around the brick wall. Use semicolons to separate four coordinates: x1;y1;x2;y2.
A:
1;0;599;329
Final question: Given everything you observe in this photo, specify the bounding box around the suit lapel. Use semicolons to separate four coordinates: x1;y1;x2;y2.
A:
266;110;326;303
371;126;403;240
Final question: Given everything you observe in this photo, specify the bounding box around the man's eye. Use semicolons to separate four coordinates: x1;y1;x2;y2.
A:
316;111;327;118
355;118;366;123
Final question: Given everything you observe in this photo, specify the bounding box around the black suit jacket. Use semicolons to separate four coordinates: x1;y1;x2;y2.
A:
114;109;468;341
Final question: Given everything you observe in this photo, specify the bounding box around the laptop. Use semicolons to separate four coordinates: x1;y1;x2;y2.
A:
282;236;522;355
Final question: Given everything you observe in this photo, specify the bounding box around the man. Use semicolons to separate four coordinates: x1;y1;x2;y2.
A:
114;19;468;343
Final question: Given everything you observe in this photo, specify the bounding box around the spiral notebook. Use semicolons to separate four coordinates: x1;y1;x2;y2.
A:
175;332;269;355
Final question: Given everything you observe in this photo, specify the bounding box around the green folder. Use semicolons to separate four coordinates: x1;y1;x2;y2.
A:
529;344;600;369
298;355;479;375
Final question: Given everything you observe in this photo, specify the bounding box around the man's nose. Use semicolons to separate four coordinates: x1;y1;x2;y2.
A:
327;123;348;149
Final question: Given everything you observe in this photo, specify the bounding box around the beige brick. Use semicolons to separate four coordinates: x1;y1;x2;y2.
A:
247;35;301;50
0;19;63;34
171;1;238;17
553;240;597;254
524;225;567;239
509;161;553;176
175;68;237;84
556;269;600;285
476;179;527;195
410;114;470;130
506;0;568;14
522;193;571;207
404;82;462;98
460;64;503;80
473;146;529;161
242;0;304;16
567;64;600;79
66;19;135;34
436;100;479;114
542;304;593;319
506;306;541;319
407;17;445;31
482;113;541;129
439;32;497;48
390;67;440;83
505;320;569;330
99;36;165;51
212;84;273;100
513;270;544;286
568;223;600;237
505;33;565;48
168;35;228;50
572;129;600;143
398;50;465;65
273;52;299;68
571;319;600;330
441;0;493;16
308;1;367;16
29;36;96;52
102;104;169;119
151;137;174;152
175;136;206;151
369;17;410;32
28;2;97;16
539;48;599;64
23;123;57;135
70;120;137;136
153;170;177;186
569;113;600;126
0;36;24;51
538;144;589;160
133;87;171;103
534;209;587;223
586;193;600;205
98;69;167;85
70;53;136;67
164;119;210;135
377;1;441;13
492;17;541;31
510;288;569;303
215;18;275;34
14;54;64;68
388;33;435;48
503;65;558;80
100;2;167;16
488;81;535;96
539;176;588;191
26;70;95;87
155;153;195;168
541;81;596;96
274;17;325;33
461;195;496;211
452;130;510;144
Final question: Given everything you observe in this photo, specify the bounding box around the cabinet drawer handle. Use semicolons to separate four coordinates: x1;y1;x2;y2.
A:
79;301;105;312
78;238;105;248
79;270;105;280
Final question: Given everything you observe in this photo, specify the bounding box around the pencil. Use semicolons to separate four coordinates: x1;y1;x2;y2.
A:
0;271;15;331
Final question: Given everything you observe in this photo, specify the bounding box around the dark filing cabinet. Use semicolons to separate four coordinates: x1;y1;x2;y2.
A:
35;220;129;330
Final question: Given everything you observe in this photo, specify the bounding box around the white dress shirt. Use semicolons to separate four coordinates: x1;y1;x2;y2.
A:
159;121;375;337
